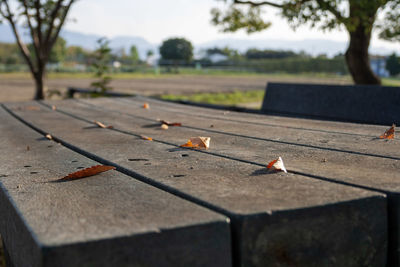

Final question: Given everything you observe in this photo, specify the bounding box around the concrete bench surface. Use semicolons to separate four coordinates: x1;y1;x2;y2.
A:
261;82;400;125
1;96;398;266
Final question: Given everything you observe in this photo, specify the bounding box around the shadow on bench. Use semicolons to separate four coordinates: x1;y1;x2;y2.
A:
67;87;134;98
261;82;400;125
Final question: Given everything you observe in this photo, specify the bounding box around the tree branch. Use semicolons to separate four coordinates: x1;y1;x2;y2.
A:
315;0;346;23
48;0;74;51
44;0;64;47
35;0;43;46
233;0;283;8
21;0;41;61
2;0;37;75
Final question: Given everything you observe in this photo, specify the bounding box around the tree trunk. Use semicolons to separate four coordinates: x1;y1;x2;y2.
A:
345;25;381;85
33;72;45;100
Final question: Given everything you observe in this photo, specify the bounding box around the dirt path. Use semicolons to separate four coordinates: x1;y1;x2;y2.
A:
0;74;351;102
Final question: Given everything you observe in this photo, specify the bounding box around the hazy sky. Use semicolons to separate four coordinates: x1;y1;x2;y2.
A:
65;0;398;50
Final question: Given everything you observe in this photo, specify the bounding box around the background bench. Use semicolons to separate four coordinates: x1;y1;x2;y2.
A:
261;82;400;125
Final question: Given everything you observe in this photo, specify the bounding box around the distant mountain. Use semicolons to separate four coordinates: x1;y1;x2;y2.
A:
0;24;396;59
0;24;156;59
59;31;157;59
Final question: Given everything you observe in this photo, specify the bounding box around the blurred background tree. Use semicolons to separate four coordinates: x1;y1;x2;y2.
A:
0;0;76;99
211;0;400;85
49;37;67;64
129;45;139;64
159;37;193;73
386;53;400;76
90;37;112;93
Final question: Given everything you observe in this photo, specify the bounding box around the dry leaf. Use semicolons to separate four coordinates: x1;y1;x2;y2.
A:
52;105;57;110
380;124;395;139
45;134;53;140
161;124;169;130
94;121;113;129
180;137;210;149
25;106;40;111
159;120;182;127
140;135;153;141
143;103;149;109
267;157;287;173
60;165;116;181
26;145;30;151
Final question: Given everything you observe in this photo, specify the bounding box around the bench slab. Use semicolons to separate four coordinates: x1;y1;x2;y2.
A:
261;82;400;125
0;107;231;267
3;100;389;266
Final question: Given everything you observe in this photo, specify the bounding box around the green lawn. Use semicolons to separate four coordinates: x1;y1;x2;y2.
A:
159;75;400;107
0;69;355;80
160;90;265;107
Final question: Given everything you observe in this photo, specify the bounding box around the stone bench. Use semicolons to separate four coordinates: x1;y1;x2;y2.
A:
261;82;400;125
0;97;395;266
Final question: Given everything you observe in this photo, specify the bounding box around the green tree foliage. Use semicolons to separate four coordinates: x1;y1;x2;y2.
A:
0;0;76;99
49;37;67;63
206;46;241;59
146;49;154;58
159;38;193;62
66;45;90;64
211;0;400;85
0;42;24;64
90;37;112;93
130;45;139;63
386;53;400;76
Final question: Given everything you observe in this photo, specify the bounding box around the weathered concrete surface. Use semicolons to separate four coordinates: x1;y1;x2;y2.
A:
73;96;400;265
4;101;389;266
261;82;400;125
66;98;400;193
123;96;389;137
0;108;231;267
116;97;400;159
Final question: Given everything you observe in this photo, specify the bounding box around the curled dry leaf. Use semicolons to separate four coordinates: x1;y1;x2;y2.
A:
180;137;210;149
94;121;113;129
60;165;116;181
161;123;169;130
26;145;30;151
140;135;153;141
45;134;53;140
380;124;395;139
143;103;149;109
267;157;287;173
159;120;182;127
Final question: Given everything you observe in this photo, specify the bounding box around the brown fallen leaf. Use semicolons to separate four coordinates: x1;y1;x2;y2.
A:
45;134;53;140
380;124;395;139
161;123;169;130
26;145;30;151
159;120;182;127
140;135;153;141
180;137;210;149
60;165;116;181
143;103;149;109
52;105;57;111
25;106;40;111
267;157;287;173
94;121;113;129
